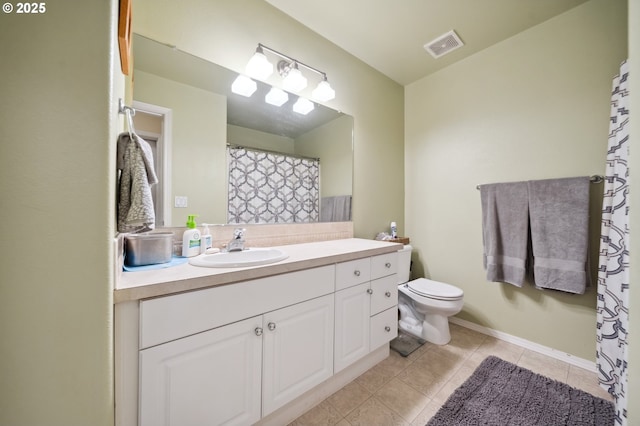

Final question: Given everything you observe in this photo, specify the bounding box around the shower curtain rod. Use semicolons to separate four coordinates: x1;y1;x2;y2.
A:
475;175;604;190
227;144;320;162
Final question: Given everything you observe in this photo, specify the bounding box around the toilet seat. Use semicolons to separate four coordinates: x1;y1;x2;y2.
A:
407;278;463;301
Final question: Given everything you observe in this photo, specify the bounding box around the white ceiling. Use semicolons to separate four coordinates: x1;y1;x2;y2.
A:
265;0;590;85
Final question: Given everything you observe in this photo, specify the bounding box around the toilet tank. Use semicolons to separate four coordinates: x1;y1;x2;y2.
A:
397;244;412;284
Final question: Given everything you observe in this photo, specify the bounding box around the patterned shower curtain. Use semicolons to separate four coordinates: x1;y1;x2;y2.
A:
227;146;320;224
596;60;629;426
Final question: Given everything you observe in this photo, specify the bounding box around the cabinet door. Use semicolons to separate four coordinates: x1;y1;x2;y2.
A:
139;316;262;426
262;294;334;416
334;282;371;373
371;306;399;350
370;274;399;315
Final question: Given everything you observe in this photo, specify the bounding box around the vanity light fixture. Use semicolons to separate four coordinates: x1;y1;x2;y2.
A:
293;97;315;115
231;74;257;97
243;43;336;102
265;86;289;106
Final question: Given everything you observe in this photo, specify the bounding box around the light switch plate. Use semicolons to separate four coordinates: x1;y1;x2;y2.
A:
175;196;188;208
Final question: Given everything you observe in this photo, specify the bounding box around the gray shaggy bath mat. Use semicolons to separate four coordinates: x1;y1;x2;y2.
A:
427;356;614;426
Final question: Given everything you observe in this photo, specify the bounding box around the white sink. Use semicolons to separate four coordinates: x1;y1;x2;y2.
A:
189;248;289;268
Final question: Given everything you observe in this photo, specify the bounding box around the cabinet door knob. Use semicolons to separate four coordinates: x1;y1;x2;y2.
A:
268;322;276;331
255;327;263;336
385;262;391;268
385;326;391;332
385;291;391;297
367;288;373;295
354;270;361;277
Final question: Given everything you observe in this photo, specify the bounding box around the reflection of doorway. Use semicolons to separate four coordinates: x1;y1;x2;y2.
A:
132;101;172;227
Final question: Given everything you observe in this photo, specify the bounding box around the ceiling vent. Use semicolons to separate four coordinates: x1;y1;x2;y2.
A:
424;30;464;59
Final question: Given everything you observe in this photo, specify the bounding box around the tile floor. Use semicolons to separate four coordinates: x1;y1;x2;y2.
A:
289;323;612;426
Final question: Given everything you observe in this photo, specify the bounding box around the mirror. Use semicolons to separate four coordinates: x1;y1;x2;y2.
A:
131;34;354;227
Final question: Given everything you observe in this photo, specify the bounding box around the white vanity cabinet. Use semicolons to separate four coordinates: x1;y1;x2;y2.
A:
138;266;335;426
334;252;398;373
114;240;402;426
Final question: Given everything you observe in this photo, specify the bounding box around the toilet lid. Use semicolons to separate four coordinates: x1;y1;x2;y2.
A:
407;278;463;300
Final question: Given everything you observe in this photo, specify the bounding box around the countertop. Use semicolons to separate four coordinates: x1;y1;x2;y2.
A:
114;238;402;303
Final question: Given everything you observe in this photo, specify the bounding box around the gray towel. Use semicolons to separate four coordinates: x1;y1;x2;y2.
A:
320;195;352;222
480;182;529;287
117;132;158;233
527;177;590;294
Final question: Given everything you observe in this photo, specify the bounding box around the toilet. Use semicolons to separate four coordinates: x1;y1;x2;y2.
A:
397;245;464;345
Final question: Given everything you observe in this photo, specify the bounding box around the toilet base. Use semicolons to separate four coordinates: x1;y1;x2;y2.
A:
421;314;451;345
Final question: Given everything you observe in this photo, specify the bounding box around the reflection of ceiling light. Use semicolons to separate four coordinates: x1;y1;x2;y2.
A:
311;79;335;102
265;87;288;106
231;75;257;97
245;46;273;80
293;97;314;115
240;43;336;101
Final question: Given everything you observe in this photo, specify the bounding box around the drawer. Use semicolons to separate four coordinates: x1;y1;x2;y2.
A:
139;265;335;349
335;257;371;291
370;274;398;315
371;252;398;279
370;307;398;350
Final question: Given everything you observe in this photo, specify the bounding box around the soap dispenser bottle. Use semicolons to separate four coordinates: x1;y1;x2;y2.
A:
200;223;213;254
182;215;201;257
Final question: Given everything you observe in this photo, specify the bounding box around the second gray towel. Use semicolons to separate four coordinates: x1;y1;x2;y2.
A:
528;177;590;294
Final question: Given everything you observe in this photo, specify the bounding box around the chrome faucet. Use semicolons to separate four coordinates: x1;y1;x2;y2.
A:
226;228;246;252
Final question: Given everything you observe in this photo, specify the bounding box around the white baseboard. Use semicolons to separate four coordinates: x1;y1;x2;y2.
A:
449;317;596;372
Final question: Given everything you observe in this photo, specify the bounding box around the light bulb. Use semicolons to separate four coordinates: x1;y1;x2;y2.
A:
245;48;273;80
312;80;335;102
265;87;288;106
293;97;314;115
282;65;307;92
231;75;257;97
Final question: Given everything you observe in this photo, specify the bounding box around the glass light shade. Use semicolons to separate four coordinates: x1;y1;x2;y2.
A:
245;51;273;80
282;67;307;92
265;87;289;106
312;80;336;102
231;75;257;97
293;97;314;115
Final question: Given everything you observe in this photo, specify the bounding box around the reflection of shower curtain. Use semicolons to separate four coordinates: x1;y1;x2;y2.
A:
227;146;320;224
596;60;629;426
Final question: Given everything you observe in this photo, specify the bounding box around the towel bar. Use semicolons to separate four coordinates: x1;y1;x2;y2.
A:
476;175;604;190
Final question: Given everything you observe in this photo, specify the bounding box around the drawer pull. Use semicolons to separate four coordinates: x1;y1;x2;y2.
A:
268;322;277;331
354;270;361;277
385;262;391;268
255;327;263;336
385;326;391;332
385;291;391;298
367;288;373;295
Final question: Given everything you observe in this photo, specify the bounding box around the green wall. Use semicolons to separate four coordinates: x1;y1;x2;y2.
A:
405;0;627;360
0;0;121;424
